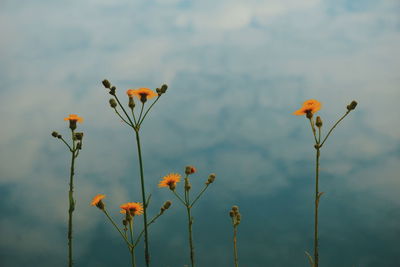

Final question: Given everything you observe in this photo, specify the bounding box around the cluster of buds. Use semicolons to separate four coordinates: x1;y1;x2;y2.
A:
205;173;216;185
155;84;168;96
160;200;172;214
347;100;358;111
102;79;116;95
229;205;241;226
74;132;84;150
51;131;62;139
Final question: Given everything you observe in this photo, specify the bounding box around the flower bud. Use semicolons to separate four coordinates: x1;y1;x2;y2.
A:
185;166;196;175
129;97;135;109
185;182;192;191
160;84;168;94
57;134;62;139
76;142;82;150
102;79;111;89
122;219;128;226
315;116;323;128
156;88;161;95
206;173;216;185
109;98;117;108
74;132;84;141
163;200;172;210
232;205;239;212
109;86;116;96
229;210;235;218
347;100;358;111
51;131;59;138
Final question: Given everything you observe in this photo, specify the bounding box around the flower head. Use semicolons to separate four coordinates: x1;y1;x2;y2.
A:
159;173;181;190
64;114;84;123
91;194;106;210
120;202;144;216
293;99;321;116
126;88;157;103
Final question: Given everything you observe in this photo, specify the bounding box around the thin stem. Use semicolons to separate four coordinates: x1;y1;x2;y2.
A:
134;212;163;247
134;130;150;267
113;94;135;127
308;118;318;144
67;130;76;267
314;148;320;267
139;96;160;126
137;102;145;124
102;210;133;248
59;137;73;152
320;111;350;148
114;108;133;127
186;206;195;267
172;190;187;206
130;107;138;126
190;185;209;207
129;220;137;267
232;220;238;267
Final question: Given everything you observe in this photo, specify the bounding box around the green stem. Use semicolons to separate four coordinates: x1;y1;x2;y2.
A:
113;94;135;127
137;103;145;124
114;108;133;127
233;222;238;267
68;130;76;267
60;137;73;152
186;206;195;267
139;96;160;126
172;190;186;206
308;118;318;144
129;220;137;267
314;148;320;267
320;111;350;148
134;212;163;247
134;129;150;267
102;210;132;248
190;185;209;207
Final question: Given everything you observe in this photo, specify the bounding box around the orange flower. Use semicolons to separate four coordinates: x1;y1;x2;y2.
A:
91;194;106;210
126;88;157;102
159;173;181;190
120;202;144;216
293;99;321;115
64;114;84;123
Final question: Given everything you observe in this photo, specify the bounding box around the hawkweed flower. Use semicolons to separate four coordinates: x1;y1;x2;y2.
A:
101;79;168;267
91;194;106;210
120;202;144;216
160;167;216;267
52;114;84;267
293;99;357;267
230;205;241;267
159;173;181;191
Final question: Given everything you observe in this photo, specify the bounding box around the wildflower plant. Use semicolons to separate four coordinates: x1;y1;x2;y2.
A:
229;205;241;267
293;99;358;267
51;114;84;267
159;166;216;267
91;195;172;267
101;79;167;267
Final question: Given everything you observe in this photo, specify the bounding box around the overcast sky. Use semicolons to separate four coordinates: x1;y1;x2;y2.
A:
1;0;399;266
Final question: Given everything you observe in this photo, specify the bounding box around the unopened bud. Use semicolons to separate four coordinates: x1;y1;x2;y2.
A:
315;116;323;128
122;219;128;226
185;182;192;191
109;98;117;108
347;100;358;111
57;134;62;139
76;142;82;150
109;86;116;96
185;166;196;175
156;88;162;95
160;84;168;94
161;200;172;213
232;205;239;212
74;132;84;141
206;173;216;185
229;210;235;218
102;79;111;89
51;131;59;138
129;97;135;109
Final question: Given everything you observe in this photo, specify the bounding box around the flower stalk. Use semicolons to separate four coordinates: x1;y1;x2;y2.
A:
229;206;241;267
102;80;168;267
294;100;357;267
52;115;84;267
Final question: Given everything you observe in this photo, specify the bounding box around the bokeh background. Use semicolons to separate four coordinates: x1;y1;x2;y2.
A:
1;0;399;266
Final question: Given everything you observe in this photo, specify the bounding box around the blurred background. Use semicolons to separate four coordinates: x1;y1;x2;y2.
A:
0;0;399;266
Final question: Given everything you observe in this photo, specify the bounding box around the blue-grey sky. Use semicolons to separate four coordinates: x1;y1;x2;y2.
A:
1;0;399;266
